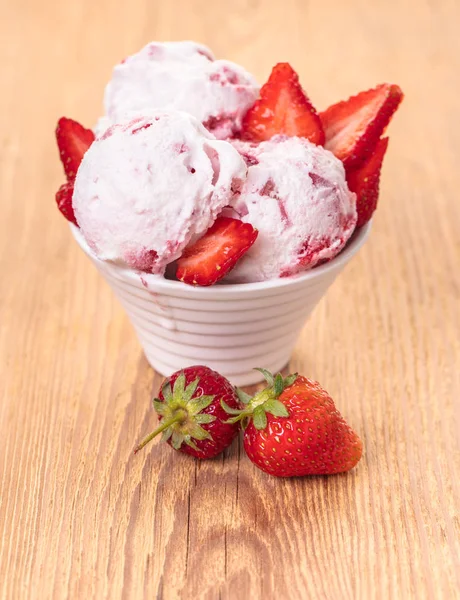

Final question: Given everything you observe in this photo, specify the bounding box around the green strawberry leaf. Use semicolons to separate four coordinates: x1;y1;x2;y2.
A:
173;372;186;398
283;373;298;388
221;400;243;415
183;377;200;402
254;368;275;386
188;422;212;441
184;437;200;451
171;431;185;450
161;428;173;443
224;415;241;425
236;388;252;405
253;406;267;430
161;382;173;402
188;395;214;415
263;399;289;418
273;373;284;396
153;399;167;416
195;414;216;425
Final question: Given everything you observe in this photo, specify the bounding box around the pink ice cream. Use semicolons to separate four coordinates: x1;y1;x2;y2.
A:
97;41;259;140
223;136;357;283
73;111;247;273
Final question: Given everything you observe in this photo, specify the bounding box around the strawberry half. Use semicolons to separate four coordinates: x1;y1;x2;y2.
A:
320;83;403;170
56;117;95;181
56;181;78;226
241;63;324;144
176;217;258;286
347;137;389;227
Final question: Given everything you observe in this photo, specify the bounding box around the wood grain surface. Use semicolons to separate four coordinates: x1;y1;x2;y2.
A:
1;0;459;598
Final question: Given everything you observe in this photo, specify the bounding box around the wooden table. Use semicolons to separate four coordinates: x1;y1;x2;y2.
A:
1;1;459;598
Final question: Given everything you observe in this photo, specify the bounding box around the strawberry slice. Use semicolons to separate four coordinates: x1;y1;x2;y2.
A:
320;83;403;170
241;63;324;144
347;137;389;227
56;117;95;181
176;217;258;286
56;181;78;226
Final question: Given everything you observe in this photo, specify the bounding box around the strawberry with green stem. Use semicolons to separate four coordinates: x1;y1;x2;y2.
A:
223;369;363;477
134;366;240;459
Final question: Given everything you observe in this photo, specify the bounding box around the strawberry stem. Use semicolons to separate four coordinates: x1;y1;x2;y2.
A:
222;369;297;430
133;410;187;454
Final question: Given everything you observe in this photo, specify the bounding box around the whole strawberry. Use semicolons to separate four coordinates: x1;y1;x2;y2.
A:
134;366;240;459
223;369;363;477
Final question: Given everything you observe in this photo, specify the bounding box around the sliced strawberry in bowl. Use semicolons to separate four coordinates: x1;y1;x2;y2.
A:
56;117;95;181
56;181;78;226
346;136;389;227
176;217;258;286
241;62;324;145
320;83;403;170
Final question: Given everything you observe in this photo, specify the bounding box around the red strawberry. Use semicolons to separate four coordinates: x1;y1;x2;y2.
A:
223;369;363;477
176;217;258;286
56;117;95;181
320;83;403;169
55;181;78;226
241;63;324;145
347;137;389;227
134;366;240;459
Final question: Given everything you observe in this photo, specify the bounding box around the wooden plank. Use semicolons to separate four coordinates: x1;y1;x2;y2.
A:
0;0;459;598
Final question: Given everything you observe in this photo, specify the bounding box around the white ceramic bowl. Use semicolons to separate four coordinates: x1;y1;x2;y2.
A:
71;224;370;385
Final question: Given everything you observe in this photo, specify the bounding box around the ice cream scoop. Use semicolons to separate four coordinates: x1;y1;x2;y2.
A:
98;41;259;140
73;111;247;273
223;136;357;282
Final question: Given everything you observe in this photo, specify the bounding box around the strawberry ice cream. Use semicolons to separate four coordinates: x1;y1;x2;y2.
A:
73;111;247;273
56;45;402;289
223;136;357;283
97;41;259;140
